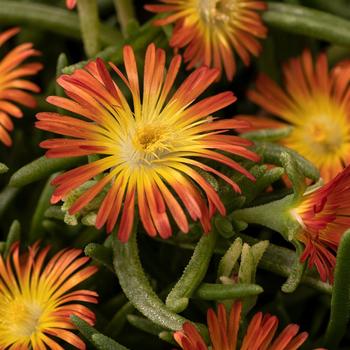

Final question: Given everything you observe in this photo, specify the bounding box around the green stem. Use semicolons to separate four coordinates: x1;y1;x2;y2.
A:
92;334;130;350
304;0;350;19
71;315;129;350
127;315;165;336
264;2;350;46
0;1;121;46
252;141;319;182
113;0;136;37
112;229;207;335
29;174;56;243
0;187;19;219
104;302;134;338
166;228;217;313
4;220;21;257
160;236;332;294
62;17;161;74
324;229;350;348
55;53;68;110
195;283;263;300
232;195;295;240
9;156;85;188
84;243;113;272
77;0;100;57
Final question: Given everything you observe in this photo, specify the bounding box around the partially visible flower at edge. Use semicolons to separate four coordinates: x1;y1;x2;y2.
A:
174;301;324;350
36;43;259;242
0;27;42;146
145;0;267;81
66;0;77;9
236;49;350;182
0;242;98;349
291;165;350;283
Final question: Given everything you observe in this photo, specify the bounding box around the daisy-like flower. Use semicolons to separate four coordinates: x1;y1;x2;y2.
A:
174;302;311;350
35;43;259;242
238;49;350;182
66;0;77;9
0;27;42;146
0;242;98;349
145;0;267;81
291;165;350;283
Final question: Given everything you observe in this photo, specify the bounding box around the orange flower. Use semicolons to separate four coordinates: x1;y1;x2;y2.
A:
291;165;350;283
238;50;350;182
0;242;98;349
0;27;42;146
66;0;77;9
35;43;259;242
145;0;267;81
174;302;311;350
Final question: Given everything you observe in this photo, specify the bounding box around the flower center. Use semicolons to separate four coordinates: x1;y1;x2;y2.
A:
126;124;174;166
199;0;238;25
0;297;43;338
309;117;344;153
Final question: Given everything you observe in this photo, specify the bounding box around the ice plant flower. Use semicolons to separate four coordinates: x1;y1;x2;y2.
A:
66;0;77;9
233;165;350;283
35;43;259;242
0;27;42;146
291;165;350;283
0;242;98;349
174;302;310;350
238;50;350;182
145;0;267;81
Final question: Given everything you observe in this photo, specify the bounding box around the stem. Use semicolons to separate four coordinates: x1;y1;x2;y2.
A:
113;0;136;37
0;187;19;219
0;1;121;46
9;156;85;188
194;283;263;300
159;235;332;295
4;220;20;257
304;0;350;19
324;229;350;348
29;174;56;243
264;3;350;46
166;228;217;313
77;0;100;57
232;195;295;240
252;141;319;182
62;17;161;74
112;228;207;336
71;315;129;350
84;243;114;272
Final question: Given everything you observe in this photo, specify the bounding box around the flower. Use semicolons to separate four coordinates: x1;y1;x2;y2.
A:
0;27;42;146
174;302;310;350
66;0;77;9
0;242;98;349
238;49;350;182
145;0;267;81
291;165;350;283
35;43;259;242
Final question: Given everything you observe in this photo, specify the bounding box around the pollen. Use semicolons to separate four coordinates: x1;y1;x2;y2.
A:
135;125;169;153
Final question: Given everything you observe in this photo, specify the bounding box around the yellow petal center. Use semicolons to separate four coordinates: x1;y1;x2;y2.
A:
199;0;238;25
125;124;176;166
0;297;42;338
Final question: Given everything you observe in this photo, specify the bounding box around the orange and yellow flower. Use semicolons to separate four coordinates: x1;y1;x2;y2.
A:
66;0;77;9
238;50;350;182
0;242;98;349
0;27;42;146
174;302;310;350
35;43;259;242
145;0;267;81
292;165;350;283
